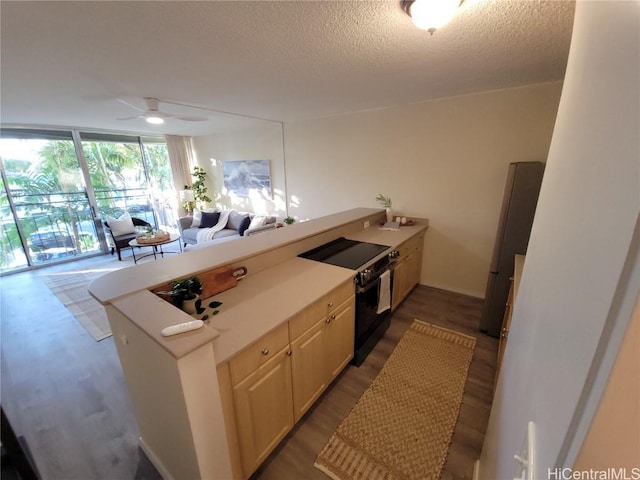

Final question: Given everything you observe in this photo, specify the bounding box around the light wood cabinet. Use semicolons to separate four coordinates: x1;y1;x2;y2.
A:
290;281;355;422
324;300;355;381
230;323;290;385
392;233;424;310
232;345;294;477
225;280;355;478
407;243;423;290
290;298;354;421
392;258;408;310
495;254;525;391
290;316;328;421
496;277;514;385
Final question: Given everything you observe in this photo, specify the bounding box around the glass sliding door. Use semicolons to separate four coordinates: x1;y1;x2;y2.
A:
0;170;28;272
141;138;178;232
80;133;157;227
0;130;101;267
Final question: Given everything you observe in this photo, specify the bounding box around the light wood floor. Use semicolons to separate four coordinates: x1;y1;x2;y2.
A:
0;255;497;480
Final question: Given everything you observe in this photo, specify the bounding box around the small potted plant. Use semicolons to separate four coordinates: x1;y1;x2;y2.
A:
376;194;394;223
284;216;296;225
160;276;203;313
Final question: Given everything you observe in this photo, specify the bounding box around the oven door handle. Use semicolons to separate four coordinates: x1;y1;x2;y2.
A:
356;269;391;294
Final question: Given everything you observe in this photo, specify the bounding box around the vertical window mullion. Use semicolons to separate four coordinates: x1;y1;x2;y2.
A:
72;130;109;253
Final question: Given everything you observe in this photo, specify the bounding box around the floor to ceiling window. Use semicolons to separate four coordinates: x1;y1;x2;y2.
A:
0;172;28;271
81;133;158;227
0;129;176;273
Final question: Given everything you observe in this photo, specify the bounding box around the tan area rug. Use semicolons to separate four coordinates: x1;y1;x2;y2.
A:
315;320;476;480
39;257;129;341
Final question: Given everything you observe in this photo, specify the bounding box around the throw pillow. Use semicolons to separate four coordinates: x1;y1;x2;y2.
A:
238;215;252;236
199;211;221;228
226;210;244;231
248;215;267;230
106;212;136;236
190;208;216;228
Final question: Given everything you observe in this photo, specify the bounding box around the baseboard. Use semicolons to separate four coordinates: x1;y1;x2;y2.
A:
139;436;176;480
473;459;481;480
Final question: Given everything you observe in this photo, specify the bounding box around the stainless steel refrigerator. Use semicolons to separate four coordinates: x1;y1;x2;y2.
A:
480;161;545;337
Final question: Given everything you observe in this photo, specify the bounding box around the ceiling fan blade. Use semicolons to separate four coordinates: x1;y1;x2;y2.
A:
116;98;146;112
117;114;144;121
151;111;175;119
116;97;208;123
175;115;209;122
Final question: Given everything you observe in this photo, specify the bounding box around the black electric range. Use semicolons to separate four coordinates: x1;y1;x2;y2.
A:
299;237;399;366
299;237;390;271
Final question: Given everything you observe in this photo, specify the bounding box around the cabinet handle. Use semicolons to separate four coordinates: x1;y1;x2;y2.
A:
287;350;292;356
326;314;336;324
261;348;270;356
327;301;334;308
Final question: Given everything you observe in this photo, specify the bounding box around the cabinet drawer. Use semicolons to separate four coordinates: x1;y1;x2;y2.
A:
290;281;354;339
230;323;290;386
295;297;326;338
327;280;354;313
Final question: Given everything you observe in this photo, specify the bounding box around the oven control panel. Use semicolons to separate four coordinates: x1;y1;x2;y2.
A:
356;250;399;287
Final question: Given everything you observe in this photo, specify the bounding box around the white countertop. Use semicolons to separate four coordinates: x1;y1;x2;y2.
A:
346;221;428;247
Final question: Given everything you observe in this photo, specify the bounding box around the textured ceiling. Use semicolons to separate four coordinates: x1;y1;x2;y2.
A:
0;0;575;136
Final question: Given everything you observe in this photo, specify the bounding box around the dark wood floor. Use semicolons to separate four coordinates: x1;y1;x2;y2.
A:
0;255;497;480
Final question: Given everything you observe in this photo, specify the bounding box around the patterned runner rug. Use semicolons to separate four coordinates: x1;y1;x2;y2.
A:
315;320;476;480
39;257;130;341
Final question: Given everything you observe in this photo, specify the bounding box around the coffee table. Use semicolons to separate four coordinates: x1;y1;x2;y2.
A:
128;233;182;264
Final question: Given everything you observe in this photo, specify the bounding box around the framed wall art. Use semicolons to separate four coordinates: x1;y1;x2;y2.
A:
222;160;272;198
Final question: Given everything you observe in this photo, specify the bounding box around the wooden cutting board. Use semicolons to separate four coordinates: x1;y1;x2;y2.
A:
152;264;244;301
198;264;240;299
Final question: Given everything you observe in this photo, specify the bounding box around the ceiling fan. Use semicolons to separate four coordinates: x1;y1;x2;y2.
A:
117;97;208;124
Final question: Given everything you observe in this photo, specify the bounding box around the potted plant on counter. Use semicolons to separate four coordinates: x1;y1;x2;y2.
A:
159;276;203;313
376;194;394;223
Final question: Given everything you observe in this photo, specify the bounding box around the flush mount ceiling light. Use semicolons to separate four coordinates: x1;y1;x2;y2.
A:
145;114;165;125
402;0;463;35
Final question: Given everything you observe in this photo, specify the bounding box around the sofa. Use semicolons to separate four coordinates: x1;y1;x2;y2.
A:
178;209;278;247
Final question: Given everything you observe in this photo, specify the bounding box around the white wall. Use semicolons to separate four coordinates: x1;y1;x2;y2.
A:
192;122;286;217
284;83;562;296
480;1;639;478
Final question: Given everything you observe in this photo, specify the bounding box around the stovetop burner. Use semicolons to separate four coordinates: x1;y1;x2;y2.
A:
299;237;390;270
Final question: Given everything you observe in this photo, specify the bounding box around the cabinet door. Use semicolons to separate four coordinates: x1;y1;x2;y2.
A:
496;278;514;389
407;250;421;291
290;318;328;422
407;235;424;291
324;299;355;381
392;258;408;310
233;347;294;477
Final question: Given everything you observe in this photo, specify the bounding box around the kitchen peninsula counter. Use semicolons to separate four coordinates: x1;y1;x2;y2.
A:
90;207;386;304
90;208;427;361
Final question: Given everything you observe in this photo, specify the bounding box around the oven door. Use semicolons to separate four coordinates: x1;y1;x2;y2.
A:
354;268;394;349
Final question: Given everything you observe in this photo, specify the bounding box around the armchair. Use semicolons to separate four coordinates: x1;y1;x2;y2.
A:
104;217;151;261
